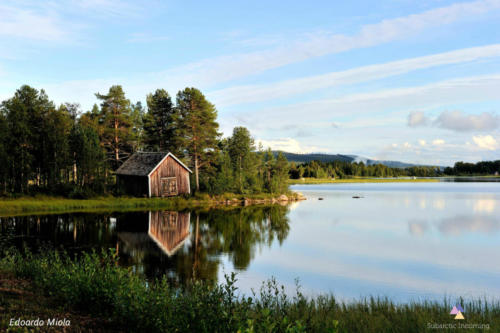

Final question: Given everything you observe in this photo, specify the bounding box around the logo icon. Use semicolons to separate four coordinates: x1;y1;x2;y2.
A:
450;304;465;320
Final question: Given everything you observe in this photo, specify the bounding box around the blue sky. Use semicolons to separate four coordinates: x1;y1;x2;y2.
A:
1;0;500;165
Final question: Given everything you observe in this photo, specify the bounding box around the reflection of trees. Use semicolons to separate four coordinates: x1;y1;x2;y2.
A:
115;206;290;286
199;205;290;270
0;205;291;287
0;213;116;253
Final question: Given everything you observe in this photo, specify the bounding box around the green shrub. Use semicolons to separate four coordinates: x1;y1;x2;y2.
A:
1;248;498;332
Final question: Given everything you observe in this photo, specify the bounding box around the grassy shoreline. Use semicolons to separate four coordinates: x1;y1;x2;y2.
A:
0;249;497;332
0;193;303;216
1;175;497;215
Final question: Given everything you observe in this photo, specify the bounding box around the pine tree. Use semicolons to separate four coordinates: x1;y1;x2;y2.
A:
130;101;145;152
271;152;289;194
143;89;178;152
228;127;254;193
69;122;105;189
95;86;134;170
1;86;46;192
175;88;220;191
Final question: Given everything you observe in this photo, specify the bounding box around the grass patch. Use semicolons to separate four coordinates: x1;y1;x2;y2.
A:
0;270;120;332
0;248;498;332
288;177;440;185
0;192;300;217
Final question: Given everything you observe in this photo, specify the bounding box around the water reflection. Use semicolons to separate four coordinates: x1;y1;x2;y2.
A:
148;211;191;256
408;214;500;237
408;220;428;236
438;215;500;235
473;199;496;213
2;182;500;301
0;205;290;286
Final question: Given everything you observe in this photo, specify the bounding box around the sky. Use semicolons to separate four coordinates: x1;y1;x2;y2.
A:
1;0;500;165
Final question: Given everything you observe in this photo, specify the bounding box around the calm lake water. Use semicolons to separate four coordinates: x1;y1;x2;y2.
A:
1;181;499;302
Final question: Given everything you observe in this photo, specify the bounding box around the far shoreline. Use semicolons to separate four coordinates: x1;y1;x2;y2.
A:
288;176;500;185
288;177;440;184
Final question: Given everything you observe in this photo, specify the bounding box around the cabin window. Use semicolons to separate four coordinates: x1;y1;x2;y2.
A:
161;177;178;197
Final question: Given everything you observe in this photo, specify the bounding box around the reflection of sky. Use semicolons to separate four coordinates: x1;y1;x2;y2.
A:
221;183;500;302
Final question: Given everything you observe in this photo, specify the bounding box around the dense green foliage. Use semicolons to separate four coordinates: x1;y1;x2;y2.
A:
289;160;442;179
204;128;289;194
291;159;500;179
444;160;500;176
0;248;497;332
0;85;289;197
143;89;178;153
175;88;221;191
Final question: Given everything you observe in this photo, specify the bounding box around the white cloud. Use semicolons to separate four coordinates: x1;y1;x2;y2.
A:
0;4;70;42
8;1;500;111
435;110;499;131
408;111;430;127
256;138;328;153
163;0;500;89
211;44;500;106
432;139;445;145
235;74;500;128
0;0;144;44
472;135;498;150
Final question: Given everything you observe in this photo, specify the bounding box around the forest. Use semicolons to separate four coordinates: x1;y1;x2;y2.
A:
0;85;289;197
289;159;500;179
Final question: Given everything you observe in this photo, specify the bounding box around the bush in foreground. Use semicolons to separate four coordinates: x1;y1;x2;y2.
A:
0;248;498;332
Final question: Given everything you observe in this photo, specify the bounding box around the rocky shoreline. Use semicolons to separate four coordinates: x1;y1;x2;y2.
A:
216;193;307;206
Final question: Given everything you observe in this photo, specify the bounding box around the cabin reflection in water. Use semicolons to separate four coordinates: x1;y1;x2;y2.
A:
148;211;190;256
117;211;191;260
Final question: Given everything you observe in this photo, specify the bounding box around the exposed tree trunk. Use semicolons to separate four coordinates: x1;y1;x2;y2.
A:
194;154;199;191
239;155;242;193
114;106;119;168
193;138;200;191
73;152;77;184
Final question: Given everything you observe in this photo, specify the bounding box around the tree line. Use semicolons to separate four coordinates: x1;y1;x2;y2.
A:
0;85;289;197
290;159;499;179
443;161;500;176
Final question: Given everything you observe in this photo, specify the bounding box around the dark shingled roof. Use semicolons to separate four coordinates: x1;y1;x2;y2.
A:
116;152;192;176
115;152;168;176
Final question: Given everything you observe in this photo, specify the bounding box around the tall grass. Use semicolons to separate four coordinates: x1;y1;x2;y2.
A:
0;248;498;332
0;192;299;216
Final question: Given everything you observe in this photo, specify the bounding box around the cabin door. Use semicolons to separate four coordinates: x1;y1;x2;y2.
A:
161;177;178;197
161;211;178;229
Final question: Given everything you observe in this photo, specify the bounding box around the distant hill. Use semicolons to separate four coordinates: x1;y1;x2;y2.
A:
350;155;423;168
274;152;354;163
273;151;442;169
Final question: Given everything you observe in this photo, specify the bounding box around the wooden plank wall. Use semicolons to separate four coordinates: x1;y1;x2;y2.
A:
149;156;191;197
148;211;191;254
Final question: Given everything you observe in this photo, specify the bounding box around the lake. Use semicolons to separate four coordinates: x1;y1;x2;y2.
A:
1;181;499;302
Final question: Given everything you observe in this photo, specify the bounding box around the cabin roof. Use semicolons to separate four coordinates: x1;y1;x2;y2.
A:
115;152;192;176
